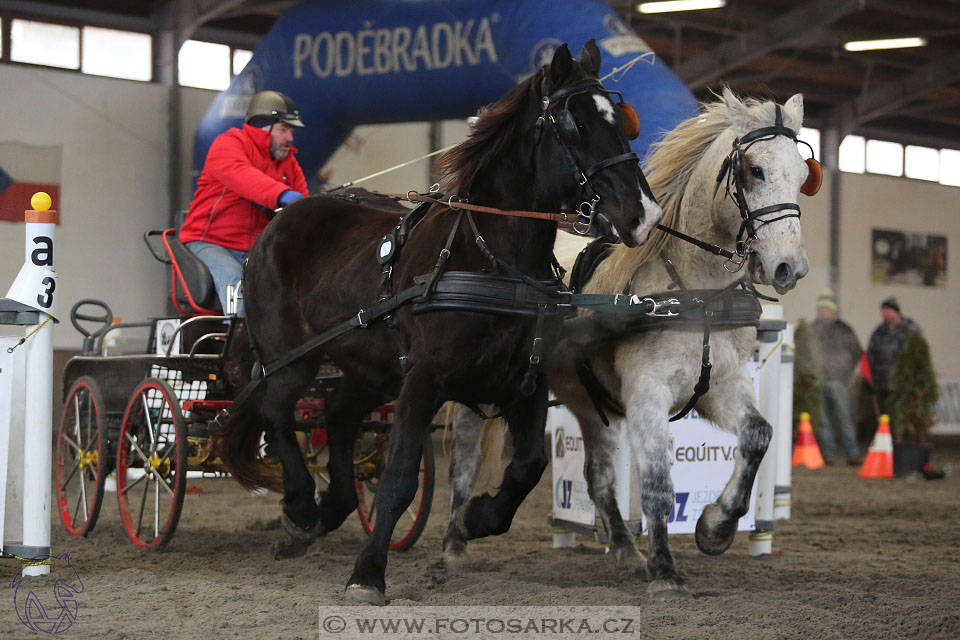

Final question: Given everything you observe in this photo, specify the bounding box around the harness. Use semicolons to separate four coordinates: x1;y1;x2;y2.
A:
713;104;817;271
218;75;642;425
561;105;815;425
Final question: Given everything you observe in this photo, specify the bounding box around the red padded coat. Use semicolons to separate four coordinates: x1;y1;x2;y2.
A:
179;124;308;252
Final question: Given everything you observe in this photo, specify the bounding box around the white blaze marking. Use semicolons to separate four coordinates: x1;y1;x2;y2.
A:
593;94;615;124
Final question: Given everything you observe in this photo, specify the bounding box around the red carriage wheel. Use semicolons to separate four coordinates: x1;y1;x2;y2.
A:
56;376;108;537
355;431;434;551
116;378;188;550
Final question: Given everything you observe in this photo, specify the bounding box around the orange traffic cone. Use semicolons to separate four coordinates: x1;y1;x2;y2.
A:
858;414;894;478
792;412;824;469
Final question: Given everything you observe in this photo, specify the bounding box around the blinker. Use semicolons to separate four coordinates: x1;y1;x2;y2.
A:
801;158;822;196
617;102;640;140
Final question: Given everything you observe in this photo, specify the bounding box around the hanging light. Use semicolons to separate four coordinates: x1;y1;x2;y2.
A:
843;37;927;52
637;0;727;14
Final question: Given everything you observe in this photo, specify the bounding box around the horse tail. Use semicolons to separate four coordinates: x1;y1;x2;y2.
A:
215;385;285;493
474;416;508;493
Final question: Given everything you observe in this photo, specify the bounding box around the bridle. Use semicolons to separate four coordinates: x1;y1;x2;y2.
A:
715;104;821;272
535;77;650;236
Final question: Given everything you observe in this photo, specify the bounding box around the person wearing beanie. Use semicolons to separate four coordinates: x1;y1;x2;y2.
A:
867;296;922;414
812;289;864;465
180;90;308;314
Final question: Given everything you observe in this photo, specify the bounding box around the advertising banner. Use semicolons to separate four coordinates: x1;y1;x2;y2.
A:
550;364;760;536
193;0;697;184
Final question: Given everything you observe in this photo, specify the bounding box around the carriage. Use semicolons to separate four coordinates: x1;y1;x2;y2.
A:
54;222;435;552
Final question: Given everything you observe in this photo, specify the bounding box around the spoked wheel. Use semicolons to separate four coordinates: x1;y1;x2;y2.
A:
116;378;188;550
355;429;434;551
56;376;108;537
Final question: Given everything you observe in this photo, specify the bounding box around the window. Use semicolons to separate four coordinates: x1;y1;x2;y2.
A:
940;149;960;187
799;127;820;161
904;145;939;182
178;40;231;90
838;135;865;173
865;139;903;177
82;26;151;81
11;19;79;69
233;49;253;76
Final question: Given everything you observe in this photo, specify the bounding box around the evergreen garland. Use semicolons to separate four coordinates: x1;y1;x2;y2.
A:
888;332;939;444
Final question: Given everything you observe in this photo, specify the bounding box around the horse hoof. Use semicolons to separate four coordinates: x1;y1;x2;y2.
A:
611;545;648;579
647;578;689;600
345;584;386;606
442;540;471;571
272;509;324;559
695;504;736;556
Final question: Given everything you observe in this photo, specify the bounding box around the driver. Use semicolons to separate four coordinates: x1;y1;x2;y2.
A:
179;90;309;314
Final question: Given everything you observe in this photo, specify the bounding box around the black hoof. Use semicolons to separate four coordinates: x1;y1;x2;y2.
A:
271;509;324;560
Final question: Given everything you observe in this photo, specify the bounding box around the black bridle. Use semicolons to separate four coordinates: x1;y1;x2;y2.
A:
535;77;650;236
715;104;816;271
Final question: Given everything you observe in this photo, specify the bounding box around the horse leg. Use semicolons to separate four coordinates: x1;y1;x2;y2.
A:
318;377;385;535
345;365;439;605
260;361;325;560
694;375;772;556
442;403;486;564
454;383;549;541
578;415;646;577
622;386;688;599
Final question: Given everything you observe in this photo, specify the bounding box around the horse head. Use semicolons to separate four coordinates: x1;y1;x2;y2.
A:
716;88;811;293
533;40;661;247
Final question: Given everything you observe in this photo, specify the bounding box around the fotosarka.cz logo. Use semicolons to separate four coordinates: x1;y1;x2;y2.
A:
11;552;84;634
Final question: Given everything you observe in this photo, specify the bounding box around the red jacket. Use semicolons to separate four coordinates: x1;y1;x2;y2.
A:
179;124;308;251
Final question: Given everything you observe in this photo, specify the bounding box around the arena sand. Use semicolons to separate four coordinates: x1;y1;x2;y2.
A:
2;435;958;639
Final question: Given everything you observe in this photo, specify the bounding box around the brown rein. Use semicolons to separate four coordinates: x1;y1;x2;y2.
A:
388;192;582;229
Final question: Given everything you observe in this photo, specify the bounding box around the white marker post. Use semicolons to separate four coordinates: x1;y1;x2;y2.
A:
750;304;785;556
774;324;795;520
1;192;57;576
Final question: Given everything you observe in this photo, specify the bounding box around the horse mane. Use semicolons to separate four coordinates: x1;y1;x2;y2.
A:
591;89;784;293
434;70;543;196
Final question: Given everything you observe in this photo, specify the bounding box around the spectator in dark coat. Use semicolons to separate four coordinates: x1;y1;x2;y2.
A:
812;290;863;465
866;296;922;415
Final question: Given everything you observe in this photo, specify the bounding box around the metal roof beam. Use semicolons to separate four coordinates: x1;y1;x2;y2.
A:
676;0;874;89
831;51;960;133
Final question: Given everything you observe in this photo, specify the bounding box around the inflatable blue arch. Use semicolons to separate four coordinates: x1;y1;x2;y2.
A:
193;0;698;187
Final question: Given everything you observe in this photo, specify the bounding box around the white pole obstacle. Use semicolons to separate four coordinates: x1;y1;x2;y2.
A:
1;192;57;576
750;304;785;556
774;324;795;520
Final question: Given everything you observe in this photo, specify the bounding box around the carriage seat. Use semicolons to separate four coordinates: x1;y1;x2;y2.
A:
153;212;222;316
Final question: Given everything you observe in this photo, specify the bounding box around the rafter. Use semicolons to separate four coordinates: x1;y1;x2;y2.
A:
676;0;876;89
830;50;960;133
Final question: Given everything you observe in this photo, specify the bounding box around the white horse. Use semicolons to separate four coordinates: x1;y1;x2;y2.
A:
443;88;818;598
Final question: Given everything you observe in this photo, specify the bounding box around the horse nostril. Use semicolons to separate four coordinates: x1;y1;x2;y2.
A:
774;262;792;284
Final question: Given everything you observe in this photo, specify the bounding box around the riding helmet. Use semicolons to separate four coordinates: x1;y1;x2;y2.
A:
245;91;305;128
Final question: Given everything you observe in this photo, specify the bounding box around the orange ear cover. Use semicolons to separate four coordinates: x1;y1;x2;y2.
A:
801;157;822;196
617;102;640;140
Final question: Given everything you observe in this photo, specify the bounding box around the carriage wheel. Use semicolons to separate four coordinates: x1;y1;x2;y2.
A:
56;377;108;537
355;431;435;551
116;378;188;550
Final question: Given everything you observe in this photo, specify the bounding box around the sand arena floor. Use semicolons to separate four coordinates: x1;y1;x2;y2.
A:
2;434;959;639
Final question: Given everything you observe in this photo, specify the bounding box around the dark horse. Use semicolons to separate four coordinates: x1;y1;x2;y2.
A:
219;40;661;605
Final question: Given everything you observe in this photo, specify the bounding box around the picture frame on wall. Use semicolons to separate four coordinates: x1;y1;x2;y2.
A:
871;228;947;288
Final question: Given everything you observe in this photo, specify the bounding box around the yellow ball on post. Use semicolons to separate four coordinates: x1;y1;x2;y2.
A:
31;191;52;211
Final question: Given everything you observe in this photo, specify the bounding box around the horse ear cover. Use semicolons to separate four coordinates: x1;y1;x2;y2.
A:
801;157;822;196
617;102;640;140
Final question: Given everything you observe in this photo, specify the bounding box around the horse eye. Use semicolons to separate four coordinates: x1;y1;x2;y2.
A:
750;166;765;180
